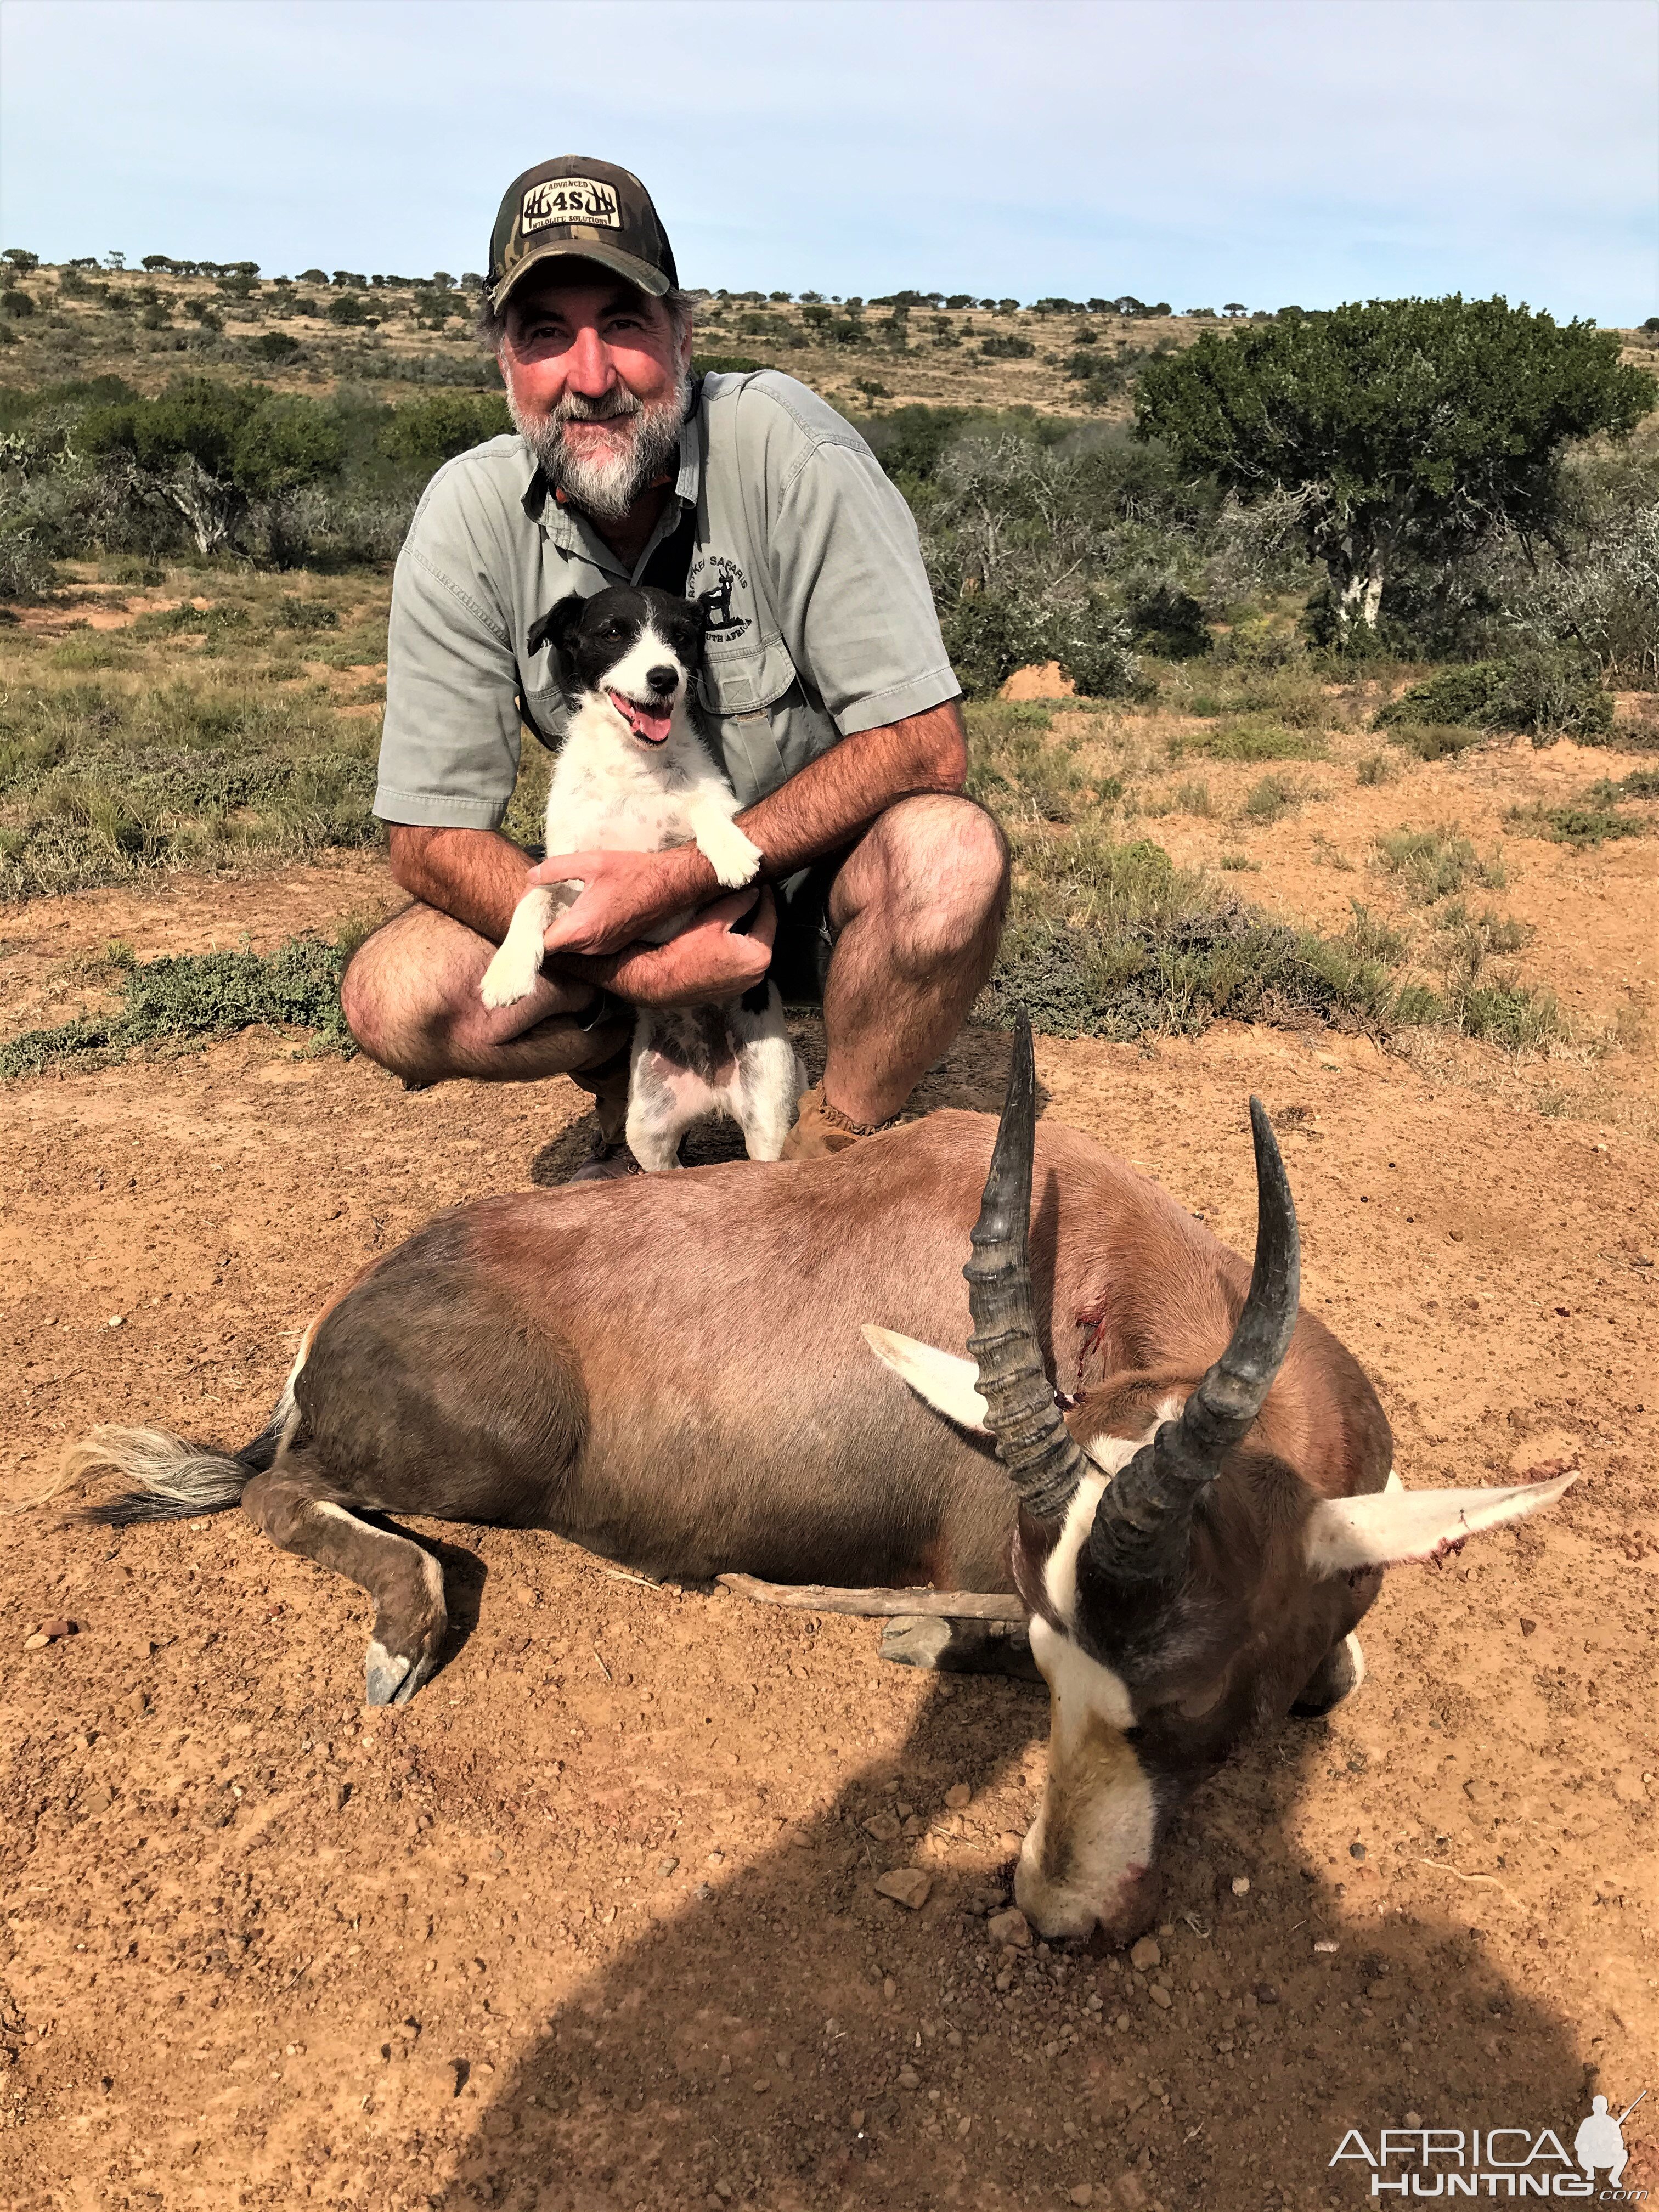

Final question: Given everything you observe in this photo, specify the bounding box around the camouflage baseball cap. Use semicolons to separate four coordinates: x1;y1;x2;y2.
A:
488;157;678;311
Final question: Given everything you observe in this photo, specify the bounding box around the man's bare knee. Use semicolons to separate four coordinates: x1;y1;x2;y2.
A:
851;794;1010;952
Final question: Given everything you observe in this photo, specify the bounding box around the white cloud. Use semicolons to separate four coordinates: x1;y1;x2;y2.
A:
1;0;1654;318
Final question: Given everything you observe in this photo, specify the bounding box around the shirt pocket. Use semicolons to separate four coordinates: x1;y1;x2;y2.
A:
697;636;799;804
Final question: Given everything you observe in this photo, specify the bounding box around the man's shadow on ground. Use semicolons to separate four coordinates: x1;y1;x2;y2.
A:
434;1668;1590;2212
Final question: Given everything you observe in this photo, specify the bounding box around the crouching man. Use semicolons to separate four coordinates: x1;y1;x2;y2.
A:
342;155;1008;1176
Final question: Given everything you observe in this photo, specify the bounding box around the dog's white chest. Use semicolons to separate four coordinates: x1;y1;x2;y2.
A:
546;749;696;856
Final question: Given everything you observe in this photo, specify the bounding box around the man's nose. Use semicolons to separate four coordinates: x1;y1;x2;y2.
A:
562;325;615;399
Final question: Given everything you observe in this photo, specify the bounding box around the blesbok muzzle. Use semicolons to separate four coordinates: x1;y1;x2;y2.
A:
964;1013;1300;1596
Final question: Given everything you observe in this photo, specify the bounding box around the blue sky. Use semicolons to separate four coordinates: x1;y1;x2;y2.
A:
2;0;1655;321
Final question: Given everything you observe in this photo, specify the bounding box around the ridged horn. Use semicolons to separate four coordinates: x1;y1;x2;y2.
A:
963;1012;1086;1521
1086;1097;1300;1588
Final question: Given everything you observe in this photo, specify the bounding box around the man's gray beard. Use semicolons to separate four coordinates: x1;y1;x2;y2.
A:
510;371;690;522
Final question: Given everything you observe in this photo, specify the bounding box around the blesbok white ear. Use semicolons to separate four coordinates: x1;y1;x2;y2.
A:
860;1326;989;1435
1305;1469;1577;1576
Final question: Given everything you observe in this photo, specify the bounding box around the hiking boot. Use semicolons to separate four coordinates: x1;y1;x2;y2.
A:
778;1083;902;1161
568;1041;631;1148
565;1140;647;1183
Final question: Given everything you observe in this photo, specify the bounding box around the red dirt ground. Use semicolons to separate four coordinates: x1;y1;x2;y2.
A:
0;862;1654;2212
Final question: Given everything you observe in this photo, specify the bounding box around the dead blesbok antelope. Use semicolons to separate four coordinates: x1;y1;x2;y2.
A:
61;1018;1573;1944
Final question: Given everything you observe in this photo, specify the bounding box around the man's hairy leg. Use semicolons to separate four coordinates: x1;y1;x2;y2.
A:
341;902;629;1086
820;793;1010;1126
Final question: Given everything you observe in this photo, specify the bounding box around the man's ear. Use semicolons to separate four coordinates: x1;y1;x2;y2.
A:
527;594;587;662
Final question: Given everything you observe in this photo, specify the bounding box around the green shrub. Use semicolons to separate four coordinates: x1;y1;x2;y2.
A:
0;930;359;1080
937;585;1048;698
1374;825;1507;901
275;594;340;632
1379;652;1612;739
977;832;1409;1041
1503;802;1647;847
1181;721;1327;761
1242;772;1306;822
1387;721;1485;761
1051;597;1143;699
379;391;512;470
0;520;59;599
1356;752;1398;786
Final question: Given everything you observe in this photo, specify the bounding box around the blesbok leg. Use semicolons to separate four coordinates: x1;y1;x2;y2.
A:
241;1452;448;1706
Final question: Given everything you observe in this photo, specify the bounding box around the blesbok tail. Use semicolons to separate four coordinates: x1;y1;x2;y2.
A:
11;1378;298;1527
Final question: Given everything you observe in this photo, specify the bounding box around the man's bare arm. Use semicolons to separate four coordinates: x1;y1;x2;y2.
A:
385;823;772;1009
387;825;537;943
532;698;968;958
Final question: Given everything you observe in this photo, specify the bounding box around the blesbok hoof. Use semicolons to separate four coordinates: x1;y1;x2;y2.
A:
365;1640;433;1706
1290;1631;1365;1717
879;1614;1043;1681
364;1551;448;1705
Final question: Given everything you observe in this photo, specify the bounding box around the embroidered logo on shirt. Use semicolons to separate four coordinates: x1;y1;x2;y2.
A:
690;554;752;640
521;177;622;234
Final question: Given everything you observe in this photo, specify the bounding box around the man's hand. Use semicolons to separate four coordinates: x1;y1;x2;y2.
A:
598;886;776;1009
529;843;706;958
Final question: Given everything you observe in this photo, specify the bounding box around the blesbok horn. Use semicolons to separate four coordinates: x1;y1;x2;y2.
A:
963;1012;1086;1521
1087;1096;1300;1589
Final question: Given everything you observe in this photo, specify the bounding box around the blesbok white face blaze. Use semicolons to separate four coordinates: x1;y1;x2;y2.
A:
1018;1617;1156;1939
1009;1405;1182;1938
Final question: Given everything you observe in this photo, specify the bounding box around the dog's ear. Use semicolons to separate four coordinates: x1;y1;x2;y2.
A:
527;594;587;663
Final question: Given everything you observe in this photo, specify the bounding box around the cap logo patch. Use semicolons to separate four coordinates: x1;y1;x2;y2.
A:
521;177;622;234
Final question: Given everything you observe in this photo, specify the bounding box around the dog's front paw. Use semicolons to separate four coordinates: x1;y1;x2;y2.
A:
479;950;538;1009
697;821;763;889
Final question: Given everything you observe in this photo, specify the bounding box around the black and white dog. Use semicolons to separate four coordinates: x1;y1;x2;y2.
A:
480;585;801;1169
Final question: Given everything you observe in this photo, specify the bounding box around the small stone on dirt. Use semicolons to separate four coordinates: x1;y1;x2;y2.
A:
874;1867;932;1910
944;1782;972;1809
986;1907;1030;1949
1129;1937;1161;1971
1231;1875;1250;1895
1149;1983;1172;2008
1405;2109;1423;2128
896;2065;920;2089
1349;1842;1367;1859
22;1634;49;1652
862;1812;901;1842
997;1830;1024;1853
1070;2187;1094;2207
657;1855;680;1876
41;1618;76;1641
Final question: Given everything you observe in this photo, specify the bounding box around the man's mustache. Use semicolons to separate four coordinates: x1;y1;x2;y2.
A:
551;390;644;425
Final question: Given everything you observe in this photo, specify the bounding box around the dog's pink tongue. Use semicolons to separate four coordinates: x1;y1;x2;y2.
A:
610;690;674;744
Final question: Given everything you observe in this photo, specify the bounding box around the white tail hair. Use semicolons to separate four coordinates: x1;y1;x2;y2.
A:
8;1369;301;1525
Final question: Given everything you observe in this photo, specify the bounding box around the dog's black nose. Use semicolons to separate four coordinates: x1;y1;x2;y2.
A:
646;664;678;696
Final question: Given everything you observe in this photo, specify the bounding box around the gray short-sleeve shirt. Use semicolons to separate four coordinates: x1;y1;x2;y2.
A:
373;370;960;829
